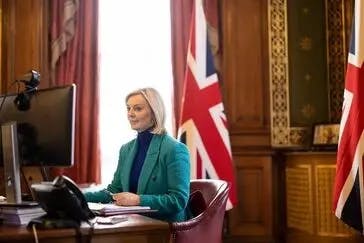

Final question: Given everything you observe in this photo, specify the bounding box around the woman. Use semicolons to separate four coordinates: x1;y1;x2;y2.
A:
84;87;190;222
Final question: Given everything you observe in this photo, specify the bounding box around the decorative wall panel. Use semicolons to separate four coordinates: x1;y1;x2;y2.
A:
286;165;313;233
316;165;355;236
268;0;350;147
284;152;360;243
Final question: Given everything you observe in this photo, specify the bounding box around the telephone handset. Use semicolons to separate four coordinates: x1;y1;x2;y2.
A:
29;175;95;228
52;175;95;220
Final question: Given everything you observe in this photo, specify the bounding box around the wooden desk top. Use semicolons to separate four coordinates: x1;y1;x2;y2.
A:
0;214;170;243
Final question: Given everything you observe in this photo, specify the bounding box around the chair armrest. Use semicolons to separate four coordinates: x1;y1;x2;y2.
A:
169;213;206;231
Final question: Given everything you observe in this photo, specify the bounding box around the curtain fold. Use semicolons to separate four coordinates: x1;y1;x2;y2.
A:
170;0;221;136
170;0;194;136
50;0;100;184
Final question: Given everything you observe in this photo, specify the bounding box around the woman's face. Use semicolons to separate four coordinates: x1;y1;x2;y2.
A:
126;94;154;132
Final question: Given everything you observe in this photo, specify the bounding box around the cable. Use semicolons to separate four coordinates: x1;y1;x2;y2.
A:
85;219;96;243
32;224;39;243
0;94;7;112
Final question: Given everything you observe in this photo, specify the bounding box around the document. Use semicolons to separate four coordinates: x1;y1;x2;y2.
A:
96;215;128;224
88;202;156;216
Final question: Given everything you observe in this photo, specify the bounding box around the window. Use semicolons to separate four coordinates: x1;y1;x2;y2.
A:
99;1;173;185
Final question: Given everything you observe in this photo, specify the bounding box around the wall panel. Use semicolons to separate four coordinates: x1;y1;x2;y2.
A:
221;0;270;149
1;0;48;93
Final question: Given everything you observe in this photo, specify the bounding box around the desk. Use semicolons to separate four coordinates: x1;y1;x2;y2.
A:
0;214;170;243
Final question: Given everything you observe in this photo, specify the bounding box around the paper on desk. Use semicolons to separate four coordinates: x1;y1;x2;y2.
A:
88;202;150;211
88;202;155;216
96;215;128;224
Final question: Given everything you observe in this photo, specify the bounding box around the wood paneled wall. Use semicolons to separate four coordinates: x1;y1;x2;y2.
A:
221;1;278;243
0;0;49;201
221;1;353;242
222;0;270;150
1;0;49;93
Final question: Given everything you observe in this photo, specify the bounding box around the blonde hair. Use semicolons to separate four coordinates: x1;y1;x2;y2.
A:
125;87;166;135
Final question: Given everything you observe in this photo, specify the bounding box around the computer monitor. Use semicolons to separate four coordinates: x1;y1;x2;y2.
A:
0;84;76;204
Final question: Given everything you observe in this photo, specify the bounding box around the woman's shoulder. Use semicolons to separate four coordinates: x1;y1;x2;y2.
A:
157;133;178;144
157;134;188;151
119;138;137;151
157;135;189;165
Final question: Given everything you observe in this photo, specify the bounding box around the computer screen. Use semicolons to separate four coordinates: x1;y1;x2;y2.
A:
0;84;76;167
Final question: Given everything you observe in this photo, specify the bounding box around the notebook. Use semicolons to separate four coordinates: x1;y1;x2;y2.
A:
88;202;157;216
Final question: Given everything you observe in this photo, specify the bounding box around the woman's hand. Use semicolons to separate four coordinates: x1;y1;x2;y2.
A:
112;192;140;206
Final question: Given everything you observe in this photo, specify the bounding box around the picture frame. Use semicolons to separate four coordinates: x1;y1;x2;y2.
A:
312;123;340;150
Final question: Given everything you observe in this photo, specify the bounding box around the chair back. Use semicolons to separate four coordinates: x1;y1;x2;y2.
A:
169;179;229;243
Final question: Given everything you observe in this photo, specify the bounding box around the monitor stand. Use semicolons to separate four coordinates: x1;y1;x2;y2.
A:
1;122;22;204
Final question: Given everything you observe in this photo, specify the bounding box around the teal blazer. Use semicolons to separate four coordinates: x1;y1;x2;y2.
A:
84;133;190;222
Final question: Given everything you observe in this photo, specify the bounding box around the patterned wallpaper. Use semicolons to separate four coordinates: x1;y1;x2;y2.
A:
287;0;329;127
269;0;348;148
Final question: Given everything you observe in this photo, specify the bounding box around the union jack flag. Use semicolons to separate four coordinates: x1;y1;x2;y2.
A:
177;0;237;208
333;0;364;233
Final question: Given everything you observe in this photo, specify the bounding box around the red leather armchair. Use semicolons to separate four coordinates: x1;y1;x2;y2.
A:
169;179;229;243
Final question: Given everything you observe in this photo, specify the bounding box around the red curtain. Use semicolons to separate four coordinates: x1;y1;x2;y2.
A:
50;0;100;184
170;0;221;136
170;0;193;136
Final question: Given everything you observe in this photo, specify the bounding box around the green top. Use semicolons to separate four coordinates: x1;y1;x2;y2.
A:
84;133;191;222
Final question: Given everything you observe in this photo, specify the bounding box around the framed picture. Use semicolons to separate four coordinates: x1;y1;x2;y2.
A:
312;123;340;149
